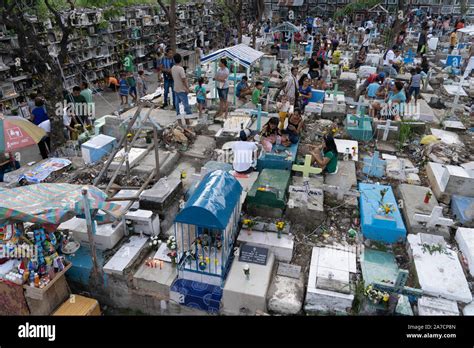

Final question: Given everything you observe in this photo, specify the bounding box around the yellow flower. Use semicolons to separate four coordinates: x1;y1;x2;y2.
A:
332;128;337;133
383;293;390;302
257;187;266;191
243;219;252;225
276;221;286;230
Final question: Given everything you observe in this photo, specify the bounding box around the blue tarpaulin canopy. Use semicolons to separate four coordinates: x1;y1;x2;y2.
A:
175;170;242;230
200;44;264;69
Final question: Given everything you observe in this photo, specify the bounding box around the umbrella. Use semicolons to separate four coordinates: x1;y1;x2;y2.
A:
0;116;46;153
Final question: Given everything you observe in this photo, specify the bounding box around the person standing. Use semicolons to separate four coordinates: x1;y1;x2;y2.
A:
215;58;230;119
136;70;148;98
127;72;138;103
417;27;428;56
80;82;94;120
450;30;458;53
160;48;175;109
171;53;192;126
118;72;129;106
30;98;50;159
362;28;371;53
283;67;299;107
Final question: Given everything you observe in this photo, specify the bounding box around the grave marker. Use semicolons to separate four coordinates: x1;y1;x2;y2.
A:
376;119;398;141
277;263;301;279
362;151;386;178
292;155;322;177
239;244;269;266
413;206;454;229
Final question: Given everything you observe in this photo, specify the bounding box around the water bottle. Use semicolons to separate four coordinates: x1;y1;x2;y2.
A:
344;148;349;162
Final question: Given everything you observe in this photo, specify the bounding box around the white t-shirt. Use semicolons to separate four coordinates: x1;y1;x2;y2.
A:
38;119;51;134
383;50;395;66
63;107;72;127
232;141;257;172
366;21;374;29
362;34;370;47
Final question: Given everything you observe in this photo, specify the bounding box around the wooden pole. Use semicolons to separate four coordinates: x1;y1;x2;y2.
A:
153;124;160;181
81;188;101;285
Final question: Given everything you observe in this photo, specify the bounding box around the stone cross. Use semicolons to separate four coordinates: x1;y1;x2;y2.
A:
376;119;398;141
399;159;419;174
413;206;454;228
326;84;344;105
373;269;423;298
250;104;269;132
362;151;386;178
292;154;322;178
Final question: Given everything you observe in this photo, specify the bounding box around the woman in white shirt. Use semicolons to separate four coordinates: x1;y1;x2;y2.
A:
215;58;230;119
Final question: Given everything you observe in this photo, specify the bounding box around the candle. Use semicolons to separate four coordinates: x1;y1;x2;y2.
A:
159;260;163;270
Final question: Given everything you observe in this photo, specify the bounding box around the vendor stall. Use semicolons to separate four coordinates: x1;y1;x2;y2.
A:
0;184;121;315
200;43;265;106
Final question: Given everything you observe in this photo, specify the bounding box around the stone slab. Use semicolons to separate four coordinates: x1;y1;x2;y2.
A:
267;275;304;315
103;236;148;275
417;296;460;316
182;135;216;159
58;218;125;250
451;195;474;227
325;160;357;189
237;231;294;262
132;255;177;299
463;302;474;316
277;262;301;279
405;99;437;122
222;252;275;315
109;147;149;171
131;150;179;177
426;162;474;204
443;120;466;131
112;189;140;213
285;184;324;228
395;295;414;316
455;227;474;277
407;233;472;303
321;103;346;119
398;184;450;239
431;128;463;145
139;177;183;213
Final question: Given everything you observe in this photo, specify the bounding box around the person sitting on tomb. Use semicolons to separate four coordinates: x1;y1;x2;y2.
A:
236;76;252;101
312;76;328;91
353;46;367;69
382;45;401;77
369;81;406;121
231;129;261;174
357;72;385;100
259;117;284;152
281;108;304;144
252;81;265;107
306;134;338;174
0;152;20;182
298;75;312;112
366;76;382;100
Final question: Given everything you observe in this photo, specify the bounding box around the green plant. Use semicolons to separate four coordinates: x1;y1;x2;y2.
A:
421;243;449;255
398;121;412;150
351;279;366;314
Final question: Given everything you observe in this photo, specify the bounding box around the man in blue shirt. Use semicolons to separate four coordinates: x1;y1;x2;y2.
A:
160;48;175;109
236;76;252;101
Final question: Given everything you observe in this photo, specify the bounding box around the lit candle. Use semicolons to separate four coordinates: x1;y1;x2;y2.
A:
159;260;163;270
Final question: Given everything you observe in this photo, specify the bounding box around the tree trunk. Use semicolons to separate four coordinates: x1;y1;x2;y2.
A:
169;0;177;51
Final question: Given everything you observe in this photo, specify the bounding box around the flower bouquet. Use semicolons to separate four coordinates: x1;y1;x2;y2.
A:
364;284;390;305
243;219;256;235
149;235;161;250
166;236;177;264
276;221;286;239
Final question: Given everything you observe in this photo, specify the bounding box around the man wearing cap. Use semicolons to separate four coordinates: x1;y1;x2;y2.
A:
231;129;260;174
356;72;385;101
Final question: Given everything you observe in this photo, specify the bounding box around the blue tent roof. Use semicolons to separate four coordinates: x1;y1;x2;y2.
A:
200;44;264;69
175;170;242;230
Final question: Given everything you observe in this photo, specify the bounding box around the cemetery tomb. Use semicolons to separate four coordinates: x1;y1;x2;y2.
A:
109;147;149;171
221;251;275;315
345;114;373;141
81;134;116;164
431;128;463;145
237;221;294;262
337;72;357;98
246;169;291;218
417;297;460;316
124;209;160;236
398;184;450;239
321;102;346;120
455;227;474;276
386;158;420;185
451;195;474;227
426;162;474;204
463;302;474;316
365;54;381;67
443;84;467;97
267;272;304;315
359;183;406;243
139;177;183;213
173;170;242;287
407;233;472;303
305;245;357;315
404;99;437;122
132;254;178;299
201;161;233;176
103;236;148;275
112;190;140;213
375;120;398;142
65;245;106;286
285;181;324;229
358;65;377;79
256;142;299;171
58;217;125;250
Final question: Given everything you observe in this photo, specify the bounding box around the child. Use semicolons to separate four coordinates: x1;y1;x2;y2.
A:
407;67;421;103
259;117;281;152
366;76;381;99
252;81;264;107
277;95;291;130
119;72;129;105
194;77;206;117
127;72;137;103
236;76;252;100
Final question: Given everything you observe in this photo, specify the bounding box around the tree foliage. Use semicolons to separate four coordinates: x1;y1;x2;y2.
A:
334;0;381;19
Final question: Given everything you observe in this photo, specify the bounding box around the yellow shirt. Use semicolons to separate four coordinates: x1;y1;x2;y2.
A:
450;33;458;46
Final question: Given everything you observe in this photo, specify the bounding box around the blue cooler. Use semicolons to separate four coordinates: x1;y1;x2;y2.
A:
81;134;116;164
309;89;325;103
